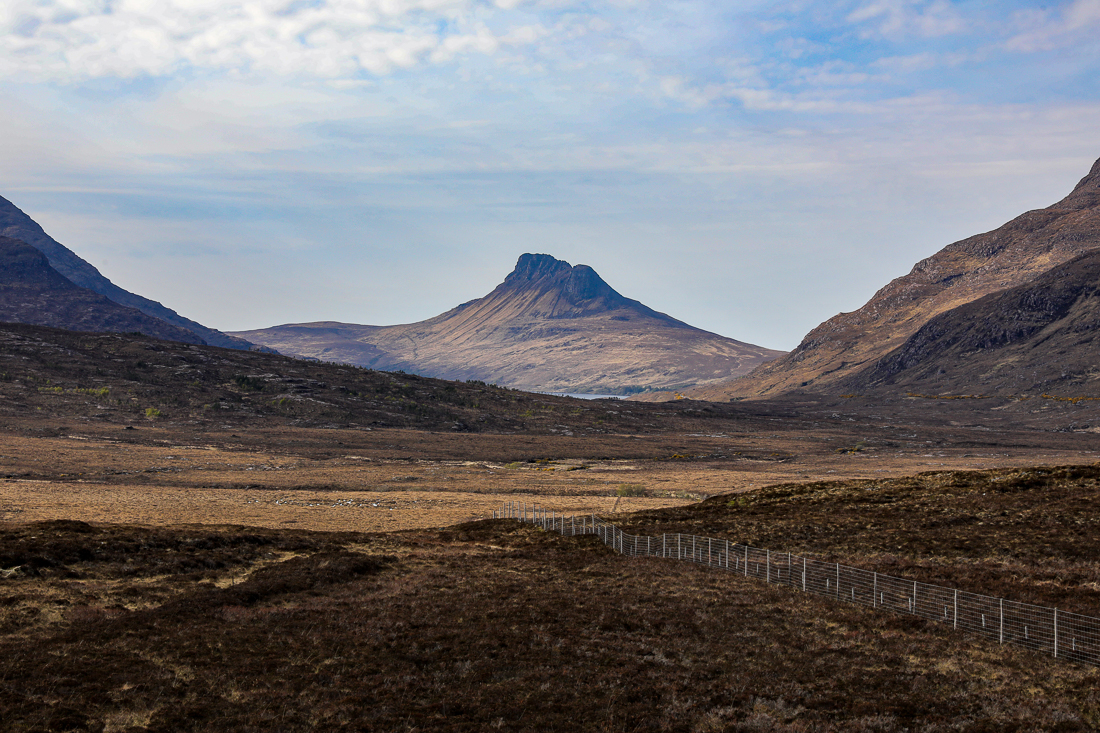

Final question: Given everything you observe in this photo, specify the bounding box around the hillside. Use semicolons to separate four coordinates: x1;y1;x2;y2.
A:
838;250;1100;395
234;253;784;394
0;237;204;344
0;194;257;350
681;155;1100;401
0;320;796;443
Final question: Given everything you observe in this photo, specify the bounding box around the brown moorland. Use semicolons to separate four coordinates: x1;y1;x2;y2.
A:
2;466;1100;732
3;324;1100;730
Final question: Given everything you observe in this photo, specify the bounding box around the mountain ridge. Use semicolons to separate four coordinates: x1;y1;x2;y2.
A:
234;253;784;394
678;155;1100;402
0;195;258;351
838;249;1100;396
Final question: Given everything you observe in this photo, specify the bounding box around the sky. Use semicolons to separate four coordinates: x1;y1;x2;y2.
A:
1;0;1099;351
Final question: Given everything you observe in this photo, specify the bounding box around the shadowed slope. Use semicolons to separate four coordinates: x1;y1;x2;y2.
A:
0;195;257;351
236;254;784;394
682;156;1100;401
0;237;204;344
839;250;1100;395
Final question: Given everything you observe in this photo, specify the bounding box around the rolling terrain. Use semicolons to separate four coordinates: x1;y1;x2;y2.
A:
680;155;1100;401
4;165;1100;731
2;324;1100;730
234;253;784;395
2;466;1099;732
0;194;258;350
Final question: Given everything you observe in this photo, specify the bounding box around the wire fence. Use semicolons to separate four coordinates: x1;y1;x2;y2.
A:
495;500;1100;667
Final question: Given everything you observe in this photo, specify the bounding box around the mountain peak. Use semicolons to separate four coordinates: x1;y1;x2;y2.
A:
1054;155;1100;210
506;253;574;283
235;251;786;393
501;253;623;308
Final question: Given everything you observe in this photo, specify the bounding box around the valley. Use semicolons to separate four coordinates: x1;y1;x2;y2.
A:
2;159;1100;731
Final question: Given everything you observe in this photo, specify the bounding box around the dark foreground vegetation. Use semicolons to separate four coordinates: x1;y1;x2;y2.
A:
3;466;1100;731
617;463;1100;615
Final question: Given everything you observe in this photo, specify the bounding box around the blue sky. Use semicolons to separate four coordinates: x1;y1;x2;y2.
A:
1;0;1098;350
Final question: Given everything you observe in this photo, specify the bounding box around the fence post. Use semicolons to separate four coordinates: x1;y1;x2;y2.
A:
1000;599;1004;644
873;572;877;608
678;534;681;560
913;581;918;615
836;563;840;601
726;540;730;569
1054;609;1059;658
953;590;958;629
744;545;749;576
766;550;771;584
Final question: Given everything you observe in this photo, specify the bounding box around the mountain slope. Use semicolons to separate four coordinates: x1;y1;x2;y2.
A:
684;155;1100;401
0;195;256;350
0;236;204;344
838;250;1100;395
234;253;784;394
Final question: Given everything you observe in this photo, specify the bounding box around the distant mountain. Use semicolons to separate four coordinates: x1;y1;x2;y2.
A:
0;195;258;351
234;253;785;394
838;250;1100;395
0;236;204;344
683;155;1100;401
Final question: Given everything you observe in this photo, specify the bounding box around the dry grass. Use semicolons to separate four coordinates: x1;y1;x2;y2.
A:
1;517;1098;732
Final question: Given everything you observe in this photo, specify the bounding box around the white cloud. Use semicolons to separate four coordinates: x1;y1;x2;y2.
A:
0;0;552;81
848;0;964;39
1005;0;1100;52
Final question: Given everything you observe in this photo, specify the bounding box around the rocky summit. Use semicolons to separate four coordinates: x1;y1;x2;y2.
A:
682;155;1100;401
234;253;784;394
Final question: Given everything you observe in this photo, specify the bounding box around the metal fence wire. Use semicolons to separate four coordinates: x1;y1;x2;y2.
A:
494;501;1100;667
